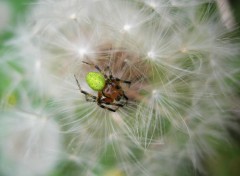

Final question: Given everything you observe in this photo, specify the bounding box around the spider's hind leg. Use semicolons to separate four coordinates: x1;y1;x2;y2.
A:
121;93;129;106
98;97;125;112
101;98;125;107
74;74;97;102
97;103;118;112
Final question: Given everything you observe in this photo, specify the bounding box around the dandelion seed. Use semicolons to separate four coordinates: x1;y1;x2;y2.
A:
0;110;61;176
180;47;188;53
78;47;88;57
35;59;41;71
69;13;77;20
151;89;158;96
147;51;156;59
123;24;132;32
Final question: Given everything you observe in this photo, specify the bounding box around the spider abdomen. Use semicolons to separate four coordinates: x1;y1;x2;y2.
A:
102;81;123;101
86;72;106;91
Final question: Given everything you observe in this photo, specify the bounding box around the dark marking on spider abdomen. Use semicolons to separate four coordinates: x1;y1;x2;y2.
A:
102;80;123;100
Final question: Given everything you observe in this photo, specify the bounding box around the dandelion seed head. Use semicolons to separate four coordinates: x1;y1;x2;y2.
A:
4;0;240;175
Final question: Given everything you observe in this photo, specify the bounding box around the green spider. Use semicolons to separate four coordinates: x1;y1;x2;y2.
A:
74;61;131;112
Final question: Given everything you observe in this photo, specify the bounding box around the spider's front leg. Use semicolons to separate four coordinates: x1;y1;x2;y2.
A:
74;75;97;102
104;65;113;79
82;61;108;79
115;78;131;87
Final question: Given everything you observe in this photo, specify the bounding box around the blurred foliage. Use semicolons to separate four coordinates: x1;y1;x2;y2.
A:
230;0;240;26
0;0;34;44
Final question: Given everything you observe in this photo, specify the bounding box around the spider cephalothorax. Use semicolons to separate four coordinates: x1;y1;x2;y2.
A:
74;61;131;112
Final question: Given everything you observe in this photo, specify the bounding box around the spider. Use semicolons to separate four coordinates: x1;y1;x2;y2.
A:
74;61;131;112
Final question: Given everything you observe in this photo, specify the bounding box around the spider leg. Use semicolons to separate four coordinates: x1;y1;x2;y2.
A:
97;103;118;112
122;93;129;105
82;61;108;79
115;78;131;87
104;66;113;79
100;97;124;107
123;93;128;100
74;75;97;102
97;97;125;112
